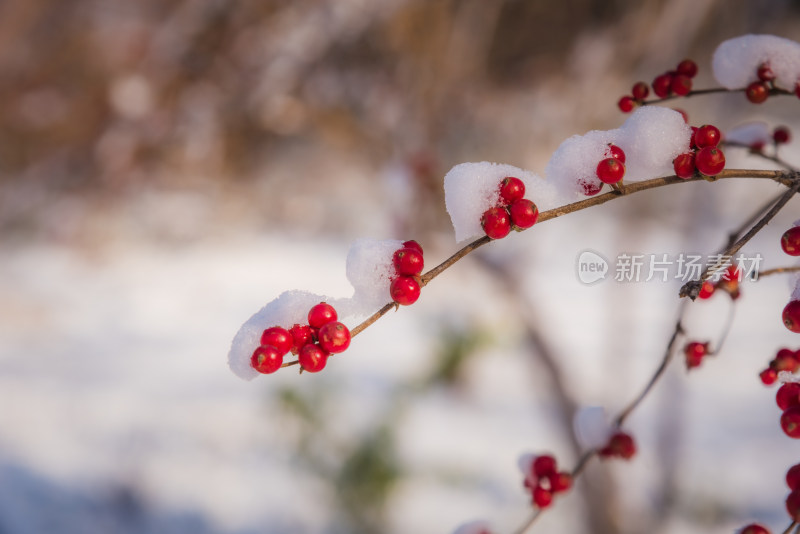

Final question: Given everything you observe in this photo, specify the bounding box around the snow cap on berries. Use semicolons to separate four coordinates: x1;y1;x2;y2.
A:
228;290;340;380
444;162;559;243
345;238;404;316
712;34;800;89
615;107;692;182
546;129;619;199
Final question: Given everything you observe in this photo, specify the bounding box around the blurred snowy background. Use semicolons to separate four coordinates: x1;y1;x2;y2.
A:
3;1;800;533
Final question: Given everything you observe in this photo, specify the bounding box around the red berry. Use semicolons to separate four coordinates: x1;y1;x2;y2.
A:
596;158;625;184
308;302;337;328
783;300;800;332
670;74;692;96
695;146;726;176
607;144;626;163
578;178;603;196
676;59;698;78
690;126;698;148
788;489;800;520
684;341;709;369
393;247;424;276
499;177;526;204
632;82;649;101
781;406;800;438
260;326;292;356
698;280;715;299
796;81;800;99
549;471;572;493
652;73;673;98
774;348;800;371
509;199;539;230
673;152;696;179
599;432;636;459
532;455;557;478
532;486;552;508
777;382;800;411
390;276;421;306
774;126;791;144
317;321;351;354
298;344;329;372
289;324;314;354
740;524;770;534
695;124;721;148
746;81;769;104
781;226;800;256
481;207;511;239
251;345;283;374
760;368;779;385
402;240;424;256
617;95;635;112
757;62;775;82
787;463;800;491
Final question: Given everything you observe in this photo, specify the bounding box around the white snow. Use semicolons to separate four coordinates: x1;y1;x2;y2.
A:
227;289;341;380
615;107;693;182
572;405;613;450
712;34;800;90
725;122;771;147
545;107;691;197
443;162;561;243
778;371;800;384
345;237;404;316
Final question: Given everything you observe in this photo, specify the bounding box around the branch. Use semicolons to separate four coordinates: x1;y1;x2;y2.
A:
641;86;794;106
679;179;800;298
759;266;800;278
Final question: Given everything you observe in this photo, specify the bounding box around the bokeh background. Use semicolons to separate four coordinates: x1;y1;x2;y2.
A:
2;1;800;533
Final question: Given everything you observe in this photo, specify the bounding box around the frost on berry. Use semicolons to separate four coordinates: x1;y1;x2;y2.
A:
229;290;342;380
444;162;561;243
712;34;800;90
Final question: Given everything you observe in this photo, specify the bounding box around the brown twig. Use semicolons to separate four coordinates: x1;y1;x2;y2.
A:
759;266;800;278
679;179;800;298
782;520;798;534
641;86;793;106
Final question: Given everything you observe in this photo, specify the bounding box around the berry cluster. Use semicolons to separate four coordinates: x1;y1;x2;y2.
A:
594;144;626;189
759;348;800;385
597;431;637;460
780;223;800;333
617;59;698;112
522;454;573;509
745;62;783;104
673;124;726;178
480;177;539;239
778;381;800;438
389;240;424;306
251;302;351;374
683;341;711;370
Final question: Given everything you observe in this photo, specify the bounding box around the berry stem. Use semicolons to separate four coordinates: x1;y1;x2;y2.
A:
782;520;798;534
709;302;737;357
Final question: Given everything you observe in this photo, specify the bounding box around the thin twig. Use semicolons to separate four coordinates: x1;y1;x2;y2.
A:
710;303;736;357
758;266;800;278
781;520;797;534
615;302;687;426
724;141;799;173
641;86;793;106
679;179;800;298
